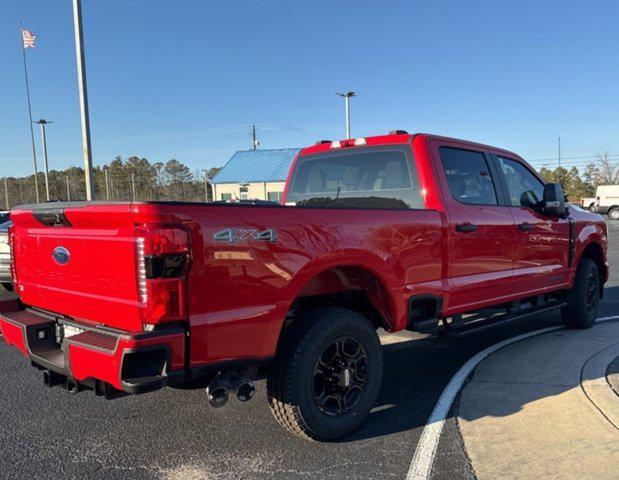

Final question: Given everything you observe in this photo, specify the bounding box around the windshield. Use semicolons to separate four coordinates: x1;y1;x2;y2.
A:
286;146;424;209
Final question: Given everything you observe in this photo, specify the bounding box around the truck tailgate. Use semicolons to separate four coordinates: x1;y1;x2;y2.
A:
10;204;144;331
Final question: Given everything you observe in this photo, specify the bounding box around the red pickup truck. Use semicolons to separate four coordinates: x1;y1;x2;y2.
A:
0;132;608;440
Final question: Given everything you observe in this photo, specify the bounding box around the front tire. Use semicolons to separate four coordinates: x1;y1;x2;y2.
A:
267;308;383;441
562;259;600;329
588;203;596;213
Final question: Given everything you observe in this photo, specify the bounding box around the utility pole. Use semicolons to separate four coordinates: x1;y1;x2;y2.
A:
66;176;71;201
203;170;209;202
34;119;52;201
72;0;96;200
336;91;356;139
251;125;259;150
104;167;110;200
3;178;9;209
558;136;561;168
20;24;40;203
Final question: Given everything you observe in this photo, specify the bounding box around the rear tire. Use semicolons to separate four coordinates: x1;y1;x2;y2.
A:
608;208;619;220
562;259;600;329
1;282;13;292
267;307;383;441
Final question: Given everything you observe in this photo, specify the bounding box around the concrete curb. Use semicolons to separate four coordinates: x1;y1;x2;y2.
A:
581;343;619;428
406;316;619;480
458;321;619;479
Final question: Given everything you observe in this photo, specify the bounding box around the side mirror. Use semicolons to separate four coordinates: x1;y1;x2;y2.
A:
542;183;568;217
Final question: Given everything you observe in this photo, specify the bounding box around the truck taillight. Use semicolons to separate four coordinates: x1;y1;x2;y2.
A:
135;226;191;328
8;226;17;287
136;238;148;304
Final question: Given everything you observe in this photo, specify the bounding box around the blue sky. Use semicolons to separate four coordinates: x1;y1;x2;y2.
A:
2;0;619;178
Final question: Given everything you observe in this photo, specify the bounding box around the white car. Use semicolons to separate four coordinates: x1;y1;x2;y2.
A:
0;221;12;291
594;185;619;220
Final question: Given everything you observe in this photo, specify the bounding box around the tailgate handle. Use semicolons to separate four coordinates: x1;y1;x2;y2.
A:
33;210;72;227
517;222;534;232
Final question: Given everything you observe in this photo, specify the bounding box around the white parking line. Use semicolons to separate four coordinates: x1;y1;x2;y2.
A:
405;315;619;480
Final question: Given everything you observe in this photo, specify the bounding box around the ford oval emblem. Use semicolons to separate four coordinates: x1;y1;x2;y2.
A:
52;246;70;265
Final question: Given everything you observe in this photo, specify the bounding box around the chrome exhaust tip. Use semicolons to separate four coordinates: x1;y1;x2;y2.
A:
236;381;255;402
206;383;229;408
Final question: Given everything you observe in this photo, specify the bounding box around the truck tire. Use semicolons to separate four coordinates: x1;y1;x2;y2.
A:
608;207;619;220
562;259;599;329
588;203;596;213
267;307;383;441
1;282;13;292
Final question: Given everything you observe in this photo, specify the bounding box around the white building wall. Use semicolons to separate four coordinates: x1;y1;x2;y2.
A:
213;182;286;202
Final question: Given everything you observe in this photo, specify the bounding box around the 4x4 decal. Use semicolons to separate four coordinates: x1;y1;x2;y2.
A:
213;228;277;243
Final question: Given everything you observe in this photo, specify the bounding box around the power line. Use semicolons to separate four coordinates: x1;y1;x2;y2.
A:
529;152;619;163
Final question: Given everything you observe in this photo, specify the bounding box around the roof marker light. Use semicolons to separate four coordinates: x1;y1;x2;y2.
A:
331;138;366;148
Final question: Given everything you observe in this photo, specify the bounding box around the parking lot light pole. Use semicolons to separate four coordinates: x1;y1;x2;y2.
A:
336;91;356;139
34;119;52;201
72;0;96;200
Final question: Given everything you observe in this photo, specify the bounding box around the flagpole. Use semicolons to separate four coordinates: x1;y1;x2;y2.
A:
19;22;40;204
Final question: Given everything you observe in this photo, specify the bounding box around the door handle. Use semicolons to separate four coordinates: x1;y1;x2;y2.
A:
518;222;534;232
456;223;477;233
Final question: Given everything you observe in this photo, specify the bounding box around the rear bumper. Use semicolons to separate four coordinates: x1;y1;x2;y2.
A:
0;301;186;395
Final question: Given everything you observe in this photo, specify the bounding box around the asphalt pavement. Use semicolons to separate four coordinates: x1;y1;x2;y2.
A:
0;220;617;480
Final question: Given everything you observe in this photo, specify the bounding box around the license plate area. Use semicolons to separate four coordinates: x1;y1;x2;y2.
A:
59;323;87;341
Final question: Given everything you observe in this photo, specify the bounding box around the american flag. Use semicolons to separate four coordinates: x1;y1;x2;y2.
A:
22;29;36;49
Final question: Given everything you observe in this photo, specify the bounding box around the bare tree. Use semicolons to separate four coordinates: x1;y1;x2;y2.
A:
591;151;619;186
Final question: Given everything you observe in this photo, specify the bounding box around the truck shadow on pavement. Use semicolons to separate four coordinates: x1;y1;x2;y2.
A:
344;286;619;443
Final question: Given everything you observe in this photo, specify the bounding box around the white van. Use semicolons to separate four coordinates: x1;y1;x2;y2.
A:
580;197;596;212
595;185;619;219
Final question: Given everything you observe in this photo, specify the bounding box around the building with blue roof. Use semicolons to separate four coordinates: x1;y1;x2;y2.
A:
211;148;300;202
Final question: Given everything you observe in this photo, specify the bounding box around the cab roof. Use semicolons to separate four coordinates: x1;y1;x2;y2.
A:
299;132;522;161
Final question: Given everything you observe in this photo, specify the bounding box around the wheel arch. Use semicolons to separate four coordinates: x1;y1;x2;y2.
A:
576;241;607;295
277;256;402;348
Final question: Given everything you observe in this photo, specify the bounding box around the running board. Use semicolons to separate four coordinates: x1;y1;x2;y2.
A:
440;301;567;338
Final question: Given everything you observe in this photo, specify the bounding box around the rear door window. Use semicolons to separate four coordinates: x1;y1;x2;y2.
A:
439;147;498;205
286;147;424;209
